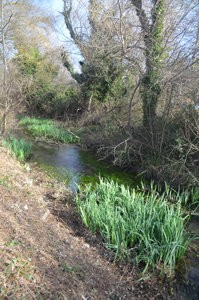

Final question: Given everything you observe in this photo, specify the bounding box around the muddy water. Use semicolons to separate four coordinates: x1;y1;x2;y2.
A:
29;141;199;299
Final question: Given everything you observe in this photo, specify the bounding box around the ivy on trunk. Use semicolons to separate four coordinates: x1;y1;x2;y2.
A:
131;0;165;129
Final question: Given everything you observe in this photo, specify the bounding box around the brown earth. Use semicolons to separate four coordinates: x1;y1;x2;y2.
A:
0;140;180;300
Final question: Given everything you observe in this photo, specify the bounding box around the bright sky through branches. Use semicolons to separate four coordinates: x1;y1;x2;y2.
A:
49;0;82;71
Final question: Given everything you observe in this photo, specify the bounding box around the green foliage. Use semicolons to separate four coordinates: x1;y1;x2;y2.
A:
19;117;80;144
61;1;127;106
76;178;193;275
14;46;78;118
162;181;199;209
132;0;165;127
16;47;43;75
62;53;123;104
58;130;79;143
48;84;78;118
3;136;32;161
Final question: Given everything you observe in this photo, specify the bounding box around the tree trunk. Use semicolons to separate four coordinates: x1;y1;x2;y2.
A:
0;112;7;135
131;0;164;129
1;0;9;135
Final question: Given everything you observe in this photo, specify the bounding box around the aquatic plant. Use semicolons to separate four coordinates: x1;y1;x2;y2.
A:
157;181;199;209
19;117;80;144
76;178;193;275
19;117;53;127
3;136;32;161
58;130;79;143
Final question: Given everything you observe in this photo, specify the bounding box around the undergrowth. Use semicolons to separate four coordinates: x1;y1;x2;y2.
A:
3;136;32;161
19;117;80;144
75;179;194;276
160;181;199;210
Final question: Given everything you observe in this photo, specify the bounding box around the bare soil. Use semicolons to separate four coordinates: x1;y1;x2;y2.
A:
0;140;180;300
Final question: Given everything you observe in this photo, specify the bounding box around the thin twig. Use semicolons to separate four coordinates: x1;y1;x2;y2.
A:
66;129;80;139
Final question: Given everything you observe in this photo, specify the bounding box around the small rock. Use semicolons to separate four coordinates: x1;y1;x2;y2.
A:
41;209;50;221
26;166;31;172
24;205;28;210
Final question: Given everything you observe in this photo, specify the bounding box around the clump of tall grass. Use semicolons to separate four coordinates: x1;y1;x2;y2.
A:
58;130;79;143
75;179;193;275
19;117;53;127
149;181;199;209
19;117;80;144
3;136;32;161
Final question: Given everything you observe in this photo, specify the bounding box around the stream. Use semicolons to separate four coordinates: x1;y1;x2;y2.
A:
28;140;199;299
31;141;140;191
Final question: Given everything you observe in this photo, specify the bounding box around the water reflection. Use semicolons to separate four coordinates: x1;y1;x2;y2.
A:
32;143;86;191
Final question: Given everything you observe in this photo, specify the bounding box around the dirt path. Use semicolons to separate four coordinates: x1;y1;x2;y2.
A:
0;142;178;300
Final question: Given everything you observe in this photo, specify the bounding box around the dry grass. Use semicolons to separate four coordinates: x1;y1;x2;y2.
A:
0;141;179;300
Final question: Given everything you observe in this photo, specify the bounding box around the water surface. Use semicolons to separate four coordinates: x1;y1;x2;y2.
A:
31;141;139;191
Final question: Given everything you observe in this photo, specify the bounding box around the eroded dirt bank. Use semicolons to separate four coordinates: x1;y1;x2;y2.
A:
0;142;178;300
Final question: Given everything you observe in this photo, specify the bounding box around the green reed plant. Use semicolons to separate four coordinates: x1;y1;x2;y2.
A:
159;181;199;208
58;130;79;143
3;136;32;161
176;186;199;209
19;117;80;144
75;179;193;275
140;180;199;209
27;123;58;137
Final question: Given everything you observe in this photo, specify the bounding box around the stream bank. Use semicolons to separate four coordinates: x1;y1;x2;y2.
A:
0;140;176;300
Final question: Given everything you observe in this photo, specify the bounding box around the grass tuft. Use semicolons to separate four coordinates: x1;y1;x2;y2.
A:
76;178;193;275
19;117;80;144
3;136;32;161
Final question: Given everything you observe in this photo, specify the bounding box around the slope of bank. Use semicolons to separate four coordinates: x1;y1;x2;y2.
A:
0;140;178;299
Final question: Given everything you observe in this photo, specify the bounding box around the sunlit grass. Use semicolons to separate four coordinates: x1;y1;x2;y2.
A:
3;136;32;161
156;181;199;209
19;117;80;144
76;179;193;275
